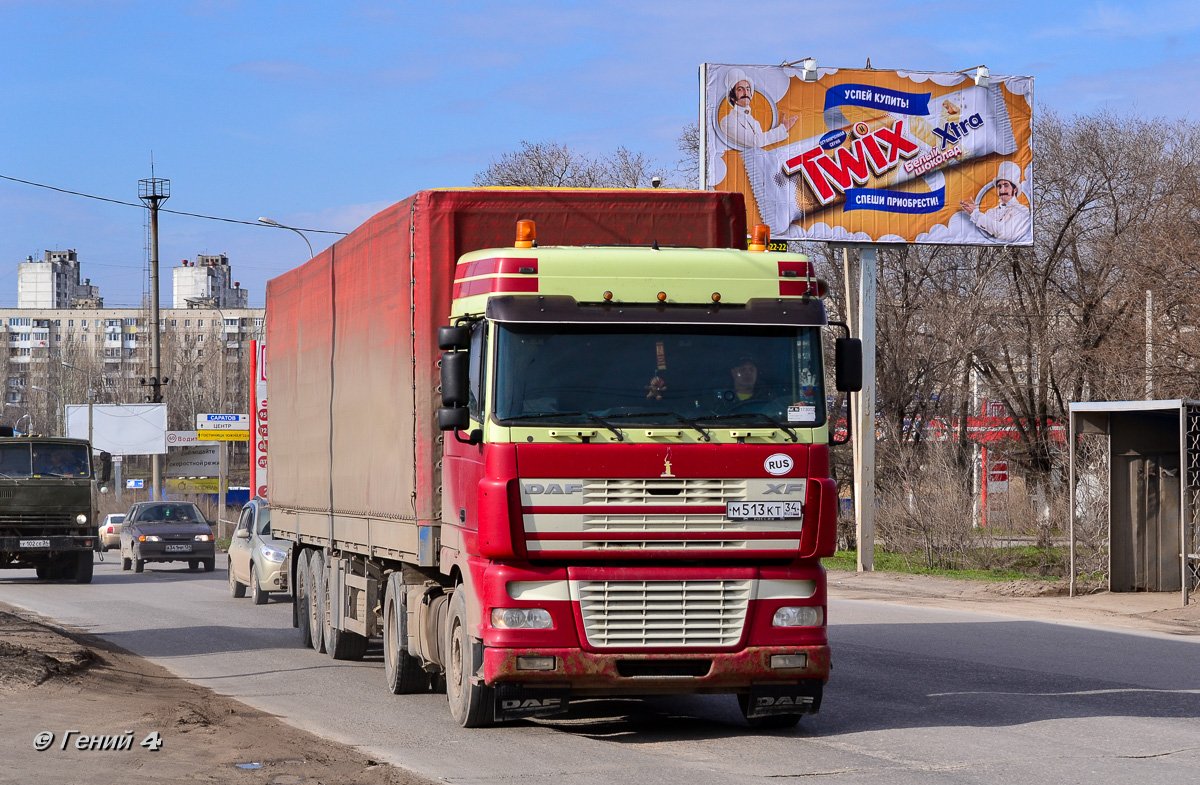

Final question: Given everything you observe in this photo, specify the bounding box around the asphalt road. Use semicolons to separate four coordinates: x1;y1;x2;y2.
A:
3;557;1199;784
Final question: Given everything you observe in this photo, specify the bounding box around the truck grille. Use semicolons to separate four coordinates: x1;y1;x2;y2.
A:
576;579;750;648
582;479;747;505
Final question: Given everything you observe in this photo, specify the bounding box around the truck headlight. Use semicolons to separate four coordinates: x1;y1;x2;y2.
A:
772;606;823;627
490;608;553;629
76;514;88;524
261;546;286;562
194;534;211;542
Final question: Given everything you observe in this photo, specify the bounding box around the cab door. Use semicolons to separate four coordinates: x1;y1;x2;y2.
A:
230;505;254;584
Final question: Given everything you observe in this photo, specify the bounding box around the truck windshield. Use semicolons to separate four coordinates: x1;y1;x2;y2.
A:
0;443;91;478
493;323;826;427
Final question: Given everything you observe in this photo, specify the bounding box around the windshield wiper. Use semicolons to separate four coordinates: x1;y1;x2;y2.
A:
599;411;712;442
697;413;798;442
501;411;625;442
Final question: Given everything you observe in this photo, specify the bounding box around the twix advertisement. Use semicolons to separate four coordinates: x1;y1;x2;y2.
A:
702;64;1034;246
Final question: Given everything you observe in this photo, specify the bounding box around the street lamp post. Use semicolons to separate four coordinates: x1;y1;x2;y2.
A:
258;217;315;259
30;386;62;436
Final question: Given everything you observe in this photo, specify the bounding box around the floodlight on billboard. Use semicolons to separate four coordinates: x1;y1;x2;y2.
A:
701;64;1034;246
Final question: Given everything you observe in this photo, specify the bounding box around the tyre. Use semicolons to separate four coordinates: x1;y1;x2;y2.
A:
445;587;495;728
308;550;327;653
35;564;49;580
383;573;430;694
323;559;367;660
251;565;267;605
73;551;94;584
229;557;246;598
736;694;803;729
295;550;312;648
202;558;215;573
134;550;144;573
188;560;199;570
122;553;131;571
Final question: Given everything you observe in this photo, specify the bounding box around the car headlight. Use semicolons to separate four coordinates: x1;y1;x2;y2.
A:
139;535;161;542
76;514;88;524
772;606;824;627
194;534;211;542
490;608;553;629
260;546;286;562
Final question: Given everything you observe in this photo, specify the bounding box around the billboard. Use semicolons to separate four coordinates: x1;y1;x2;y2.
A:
702;64;1034;245
66;403;167;455
250;339;268;500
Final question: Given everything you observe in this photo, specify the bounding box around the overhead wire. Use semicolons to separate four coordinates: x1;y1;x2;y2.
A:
0;173;347;235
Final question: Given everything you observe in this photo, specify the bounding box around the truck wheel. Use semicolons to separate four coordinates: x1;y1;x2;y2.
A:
73;551;94;584
229;557;246;598
295;550;312;648
251;566;267;605
308;550;327;653
383;573;429;694
736;694;803;729
445;588;495;728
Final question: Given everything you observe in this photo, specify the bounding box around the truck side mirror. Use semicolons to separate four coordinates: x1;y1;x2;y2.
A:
438;325;470;351
835;337;863;392
438;406;469;432
440;351;469;406
98;451;113;484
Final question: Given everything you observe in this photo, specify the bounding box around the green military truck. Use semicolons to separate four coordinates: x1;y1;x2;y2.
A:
0;432;110;583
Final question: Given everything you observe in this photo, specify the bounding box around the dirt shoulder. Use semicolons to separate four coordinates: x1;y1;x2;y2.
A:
827;569;1200;636
0;602;436;785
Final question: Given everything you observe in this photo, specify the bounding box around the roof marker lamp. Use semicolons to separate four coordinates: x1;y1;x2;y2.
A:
711;292;721;303
657;291;668;302
603;291;614;301
515;220;536;248
749;224;769;252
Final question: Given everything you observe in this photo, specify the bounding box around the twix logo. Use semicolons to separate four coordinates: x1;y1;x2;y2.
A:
783;119;919;206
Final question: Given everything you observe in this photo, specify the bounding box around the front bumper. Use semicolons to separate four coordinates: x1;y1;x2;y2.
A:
483;644;830;695
1;534;95;553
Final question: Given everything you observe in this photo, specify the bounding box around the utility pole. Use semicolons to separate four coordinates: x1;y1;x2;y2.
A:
139;174;170;500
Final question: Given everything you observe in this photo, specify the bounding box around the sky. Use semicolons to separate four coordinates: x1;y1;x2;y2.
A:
2;0;1199;308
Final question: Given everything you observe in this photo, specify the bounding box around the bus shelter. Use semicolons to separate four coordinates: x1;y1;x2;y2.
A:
1069;400;1200;607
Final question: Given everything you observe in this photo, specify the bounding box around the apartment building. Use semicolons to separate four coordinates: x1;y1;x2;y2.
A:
2;251;262;433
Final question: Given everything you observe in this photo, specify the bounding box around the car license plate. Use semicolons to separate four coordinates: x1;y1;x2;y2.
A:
164;544;192;553
726;501;802;521
19;539;50;548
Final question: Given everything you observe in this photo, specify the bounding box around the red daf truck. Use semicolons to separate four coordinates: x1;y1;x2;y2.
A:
266;188;860;727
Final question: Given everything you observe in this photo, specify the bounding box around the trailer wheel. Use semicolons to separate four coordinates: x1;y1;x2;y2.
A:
308;550;327;654
383;573;430;694
323;563;367;660
73;551;93;584
445;588;495;728
736;694;803;729
295;550;312;648
229;556;246;598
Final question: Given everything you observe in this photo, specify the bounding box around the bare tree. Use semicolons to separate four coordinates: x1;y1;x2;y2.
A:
676;121;700;188
475;141;669;188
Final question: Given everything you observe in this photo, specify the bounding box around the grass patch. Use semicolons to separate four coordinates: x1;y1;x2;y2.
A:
215;537;232;552
823;548;1063;582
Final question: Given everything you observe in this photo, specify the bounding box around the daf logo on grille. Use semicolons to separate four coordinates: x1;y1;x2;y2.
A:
763;483;806;495
523;483;582;495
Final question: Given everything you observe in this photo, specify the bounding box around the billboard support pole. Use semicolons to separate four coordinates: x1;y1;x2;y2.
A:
219;442;228;539
698;64;708;190
855;246;877;572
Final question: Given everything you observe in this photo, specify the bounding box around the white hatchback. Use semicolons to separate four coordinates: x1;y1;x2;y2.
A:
228;498;290;604
98;513;125;551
